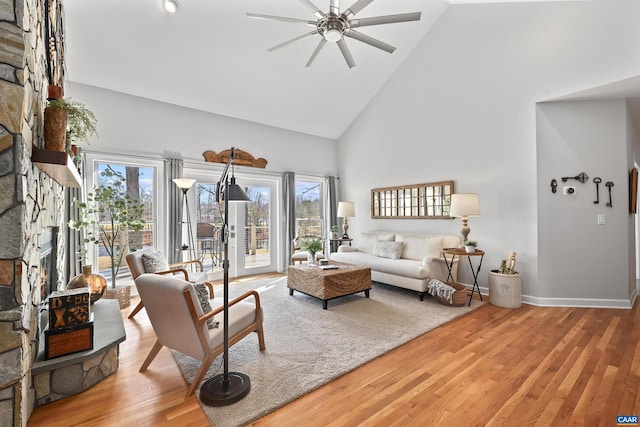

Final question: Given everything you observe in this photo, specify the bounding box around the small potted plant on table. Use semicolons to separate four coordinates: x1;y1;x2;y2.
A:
464;240;477;252
300;237;323;267
330;225;339;239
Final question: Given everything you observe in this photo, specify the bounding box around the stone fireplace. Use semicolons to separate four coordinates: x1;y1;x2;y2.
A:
37;227;58;331
0;0;68;424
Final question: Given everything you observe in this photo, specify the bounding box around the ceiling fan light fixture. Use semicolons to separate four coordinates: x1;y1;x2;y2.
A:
162;0;179;13
324;28;342;42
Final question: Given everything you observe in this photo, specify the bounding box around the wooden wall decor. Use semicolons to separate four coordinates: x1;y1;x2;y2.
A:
203;149;267;168
45;0;65;88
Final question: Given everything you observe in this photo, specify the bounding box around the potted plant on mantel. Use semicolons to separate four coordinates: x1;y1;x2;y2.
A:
69;167;145;308
44;97;98;155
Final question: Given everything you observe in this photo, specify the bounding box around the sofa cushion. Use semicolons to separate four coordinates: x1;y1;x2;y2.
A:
358;232;395;254
443;235;462;249
331;251;429;279
395;235;443;261
373;241;403;259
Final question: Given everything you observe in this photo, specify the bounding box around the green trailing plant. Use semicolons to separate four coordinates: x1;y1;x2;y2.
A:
69;168;146;288
47;97;98;148
330;225;339;233
300;237;323;256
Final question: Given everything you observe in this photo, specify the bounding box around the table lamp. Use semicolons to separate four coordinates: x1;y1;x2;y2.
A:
337;201;355;239
449;193;480;244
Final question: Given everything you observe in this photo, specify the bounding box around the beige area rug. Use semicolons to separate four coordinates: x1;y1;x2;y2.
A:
171;276;482;427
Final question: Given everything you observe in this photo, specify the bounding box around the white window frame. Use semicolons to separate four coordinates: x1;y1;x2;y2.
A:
83;152;166;278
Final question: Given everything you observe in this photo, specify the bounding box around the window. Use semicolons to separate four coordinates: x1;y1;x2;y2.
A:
195;182;222;269
295;178;324;236
83;153;164;285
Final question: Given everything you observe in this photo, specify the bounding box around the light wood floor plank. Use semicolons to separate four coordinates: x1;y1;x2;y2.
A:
29;276;640;427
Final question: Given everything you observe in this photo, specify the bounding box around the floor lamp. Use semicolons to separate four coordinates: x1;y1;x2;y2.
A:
173;178;197;262
200;147;251;406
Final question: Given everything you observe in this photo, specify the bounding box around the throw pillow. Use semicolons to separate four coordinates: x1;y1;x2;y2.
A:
141;252;170;273
373;241;404;259
358;232;395;254
193;283;219;330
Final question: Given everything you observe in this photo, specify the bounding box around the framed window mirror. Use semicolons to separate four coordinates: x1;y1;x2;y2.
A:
371;181;454;219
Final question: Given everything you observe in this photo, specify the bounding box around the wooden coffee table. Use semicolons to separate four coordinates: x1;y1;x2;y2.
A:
287;262;371;309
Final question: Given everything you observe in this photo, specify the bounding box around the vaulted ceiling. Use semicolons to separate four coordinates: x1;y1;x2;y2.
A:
63;0;595;140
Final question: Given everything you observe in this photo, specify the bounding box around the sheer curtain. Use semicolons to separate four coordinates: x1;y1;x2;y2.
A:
325;175;338;238
282;171;296;271
166;158;183;264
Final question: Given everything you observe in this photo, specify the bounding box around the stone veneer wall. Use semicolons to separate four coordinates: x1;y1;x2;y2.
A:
0;0;66;425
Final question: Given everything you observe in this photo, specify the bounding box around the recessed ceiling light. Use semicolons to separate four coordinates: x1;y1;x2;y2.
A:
163;0;179;13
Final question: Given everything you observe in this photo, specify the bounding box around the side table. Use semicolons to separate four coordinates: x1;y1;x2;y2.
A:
442;248;485;306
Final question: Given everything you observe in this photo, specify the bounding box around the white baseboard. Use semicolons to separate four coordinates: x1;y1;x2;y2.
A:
467;285;635;309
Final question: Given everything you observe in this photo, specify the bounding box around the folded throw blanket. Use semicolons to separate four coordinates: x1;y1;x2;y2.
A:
427;279;456;303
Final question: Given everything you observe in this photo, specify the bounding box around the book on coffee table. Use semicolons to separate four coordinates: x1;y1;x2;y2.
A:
319;265;338;270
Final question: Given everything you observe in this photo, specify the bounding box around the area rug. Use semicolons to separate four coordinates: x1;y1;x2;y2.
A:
171;276;482;427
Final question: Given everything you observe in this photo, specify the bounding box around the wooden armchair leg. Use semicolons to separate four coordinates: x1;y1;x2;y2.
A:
128;300;145;319
140;340;163;372
188;353;217;397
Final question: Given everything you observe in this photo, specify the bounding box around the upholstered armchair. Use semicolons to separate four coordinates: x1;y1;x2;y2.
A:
126;248;214;319
135;273;265;397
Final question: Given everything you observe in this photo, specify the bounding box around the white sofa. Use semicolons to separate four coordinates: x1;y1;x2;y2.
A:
330;230;461;300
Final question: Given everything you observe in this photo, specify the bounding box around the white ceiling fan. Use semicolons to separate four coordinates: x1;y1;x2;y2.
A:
247;0;422;68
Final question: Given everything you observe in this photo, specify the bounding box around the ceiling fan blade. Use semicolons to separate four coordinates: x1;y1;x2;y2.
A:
247;13;316;26
305;38;327;67
267;30;319;52
336;38;356;68
345;30;395;54
349;12;422;28
342;0;374;19
298;0;326;19
330;0;340;16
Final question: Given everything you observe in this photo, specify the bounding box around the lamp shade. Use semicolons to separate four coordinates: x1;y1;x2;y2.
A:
173;178;196;189
450;193;480;217
224;177;251;202
337;201;355;218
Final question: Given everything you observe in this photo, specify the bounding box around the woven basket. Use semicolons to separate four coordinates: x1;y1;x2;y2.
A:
435;281;468;307
104;285;131;309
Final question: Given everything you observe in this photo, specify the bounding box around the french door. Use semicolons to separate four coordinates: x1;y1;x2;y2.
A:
231;178;277;276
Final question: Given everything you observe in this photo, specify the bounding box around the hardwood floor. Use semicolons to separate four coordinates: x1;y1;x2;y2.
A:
29;277;640;426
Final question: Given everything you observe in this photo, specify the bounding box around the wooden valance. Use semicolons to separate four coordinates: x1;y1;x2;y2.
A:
203;149;267;169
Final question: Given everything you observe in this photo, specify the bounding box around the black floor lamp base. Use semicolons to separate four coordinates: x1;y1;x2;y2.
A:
200;372;251;407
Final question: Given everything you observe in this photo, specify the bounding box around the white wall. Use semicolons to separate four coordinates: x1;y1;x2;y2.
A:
66;82;338;176
337;1;640;303
537;99;632;307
